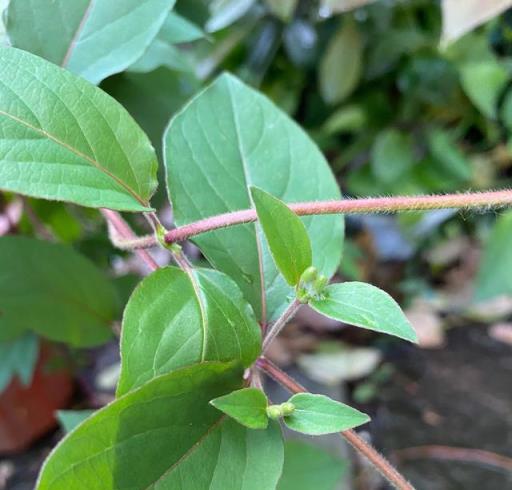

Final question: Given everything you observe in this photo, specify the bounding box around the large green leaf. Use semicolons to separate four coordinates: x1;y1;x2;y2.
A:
283;393;369;435
103;68;199;158
277;441;346;490
117;266;261;396
0;236;117;346
0;47;158;211
310;282;418;342
37;362;284;490
251;187;312;287
475;211;512;301
6;0;176;85
164;73;343;322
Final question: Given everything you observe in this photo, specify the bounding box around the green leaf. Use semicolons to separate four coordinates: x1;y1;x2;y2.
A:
164;73;343;322
475;211;512;301
310;282;418;342
117;266;261;396
103;68;199;158
37;362;284;490
0;236;117;346
251;187;312;286
459;61;508;119
0;47;158;211
0;333;39;393
160;12;205;44
319;18;363;105
283;393;369;435
129;41;192;74
265;0;298;22
206;0;255;33
57;410;96;433
427;129;471;182
210;387;269;429
372;129;415;184
323;105;366;135
128;11;203;74
6;0;176;85
277;441;346;490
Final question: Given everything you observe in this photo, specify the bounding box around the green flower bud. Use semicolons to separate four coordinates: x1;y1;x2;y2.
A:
266;405;282;420
300;266;318;284
280;402;295;416
313;275;328;293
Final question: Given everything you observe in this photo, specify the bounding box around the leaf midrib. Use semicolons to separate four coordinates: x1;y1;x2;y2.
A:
226;79;267;325
0;108;148;207
60;0;95;67
146;415;226;488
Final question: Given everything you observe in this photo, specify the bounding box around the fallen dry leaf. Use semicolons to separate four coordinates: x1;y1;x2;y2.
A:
467;295;512;323
442;0;512;45
405;300;445;349
298;344;381;385
489;322;512;345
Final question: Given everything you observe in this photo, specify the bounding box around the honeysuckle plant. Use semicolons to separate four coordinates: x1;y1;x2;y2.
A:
1;43;512;490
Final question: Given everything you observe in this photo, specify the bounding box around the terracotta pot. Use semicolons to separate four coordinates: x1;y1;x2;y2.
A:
0;344;73;454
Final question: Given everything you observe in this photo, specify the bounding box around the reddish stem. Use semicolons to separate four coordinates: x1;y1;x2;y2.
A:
164;189;512;243
257;357;416;490
100;209;159;272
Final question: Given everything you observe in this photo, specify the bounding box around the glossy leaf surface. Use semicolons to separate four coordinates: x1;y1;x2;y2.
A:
310;282;418;342
164;73;343;322
37;362;284;490
6;0;176;84
283;393;369;435
210;387;269;429
251;187;312;286
117;266;261;396
277;441;346;490
0;47;158;211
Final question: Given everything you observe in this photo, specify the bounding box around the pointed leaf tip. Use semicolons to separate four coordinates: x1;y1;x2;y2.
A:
310;282;418;343
210;387;269;429
251;186;313;287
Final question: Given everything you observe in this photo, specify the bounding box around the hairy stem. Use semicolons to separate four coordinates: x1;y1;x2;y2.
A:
164;189;512;244
107;232;157;251
101;209;159;272
257;357;416;490
262;299;302;353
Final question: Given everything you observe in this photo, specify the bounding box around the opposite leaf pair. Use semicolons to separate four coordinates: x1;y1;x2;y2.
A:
252;187;418;343
210;387;370;435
